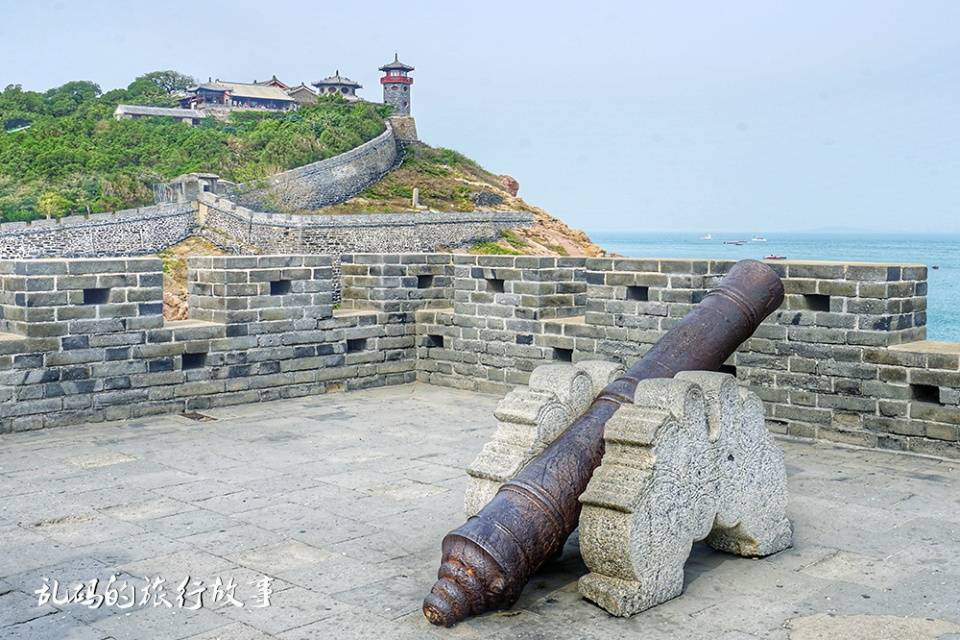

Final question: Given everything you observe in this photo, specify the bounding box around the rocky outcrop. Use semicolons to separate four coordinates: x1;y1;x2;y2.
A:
498;174;520;197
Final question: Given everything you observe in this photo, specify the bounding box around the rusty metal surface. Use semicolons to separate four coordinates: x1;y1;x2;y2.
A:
422;259;785;627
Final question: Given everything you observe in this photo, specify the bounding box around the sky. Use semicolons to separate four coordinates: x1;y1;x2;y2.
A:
2;0;959;233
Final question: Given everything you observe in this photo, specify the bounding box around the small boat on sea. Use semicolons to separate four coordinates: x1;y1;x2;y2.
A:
752;236;767;242
723;240;747;246
765;255;786;260
701;233;712;240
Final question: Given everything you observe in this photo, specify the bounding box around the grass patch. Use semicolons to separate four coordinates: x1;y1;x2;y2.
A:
500;229;527;249
471;241;521;255
543;243;568;256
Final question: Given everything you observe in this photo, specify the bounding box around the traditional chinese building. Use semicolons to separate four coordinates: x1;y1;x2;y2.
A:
285;83;319;105
379;54;414;115
311;71;362;100
180;80;297;111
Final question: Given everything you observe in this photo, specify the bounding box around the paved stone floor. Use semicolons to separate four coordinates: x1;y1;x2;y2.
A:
1;383;959;640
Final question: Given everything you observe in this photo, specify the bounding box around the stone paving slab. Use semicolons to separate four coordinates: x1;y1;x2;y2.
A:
0;383;959;639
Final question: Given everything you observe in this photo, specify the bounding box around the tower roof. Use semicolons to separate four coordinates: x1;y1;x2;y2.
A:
311;70;362;88
379;53;414;72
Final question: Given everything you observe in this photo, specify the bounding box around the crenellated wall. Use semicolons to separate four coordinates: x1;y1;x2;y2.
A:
0;255;416;431
2;253;957;461
407;255;957;459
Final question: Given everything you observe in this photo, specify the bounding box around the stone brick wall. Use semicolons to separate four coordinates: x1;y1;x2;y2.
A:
0;256;411;432
0;203;194;259
3;253;957;461
198;194;533;256
237;123;400;212
409;255;958;459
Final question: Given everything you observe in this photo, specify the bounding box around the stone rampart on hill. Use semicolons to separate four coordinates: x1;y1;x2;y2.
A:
238;122;400;211
0;203;194;259
1;253;958;462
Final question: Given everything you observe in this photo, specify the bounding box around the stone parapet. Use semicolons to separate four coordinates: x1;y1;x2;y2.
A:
0;253;957;461
197;193;533;256
0;255;413;432
410;254;956;459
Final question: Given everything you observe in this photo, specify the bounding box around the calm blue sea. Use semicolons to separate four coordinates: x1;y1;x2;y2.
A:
587;231;960;342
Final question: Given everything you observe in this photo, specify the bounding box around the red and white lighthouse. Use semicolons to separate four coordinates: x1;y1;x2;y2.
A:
379;53;414;116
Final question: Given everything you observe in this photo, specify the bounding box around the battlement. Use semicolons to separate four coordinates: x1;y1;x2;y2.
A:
0;253;956;460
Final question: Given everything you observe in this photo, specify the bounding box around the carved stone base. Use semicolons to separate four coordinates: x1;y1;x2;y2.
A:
577;371;792;617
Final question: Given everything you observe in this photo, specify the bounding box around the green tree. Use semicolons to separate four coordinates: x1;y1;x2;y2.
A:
37;191;71;219
130;71;196;95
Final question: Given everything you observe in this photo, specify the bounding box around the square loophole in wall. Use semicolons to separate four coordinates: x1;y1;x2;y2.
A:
182;352;207;370
417;274;434;289
553;347;573;362
910;383;942;404
485;278;505;294
270;280;292;295
82;288;110;305
718;364;737;377
799;294;831;312
346;338;368;353
423;334;444;348
626;285;649;302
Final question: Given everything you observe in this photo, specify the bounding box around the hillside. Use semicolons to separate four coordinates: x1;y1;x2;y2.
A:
2;71;602;258
0;72;389;221
319;144;604;257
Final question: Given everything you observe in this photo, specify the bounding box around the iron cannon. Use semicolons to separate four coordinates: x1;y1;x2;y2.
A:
422;259;785;626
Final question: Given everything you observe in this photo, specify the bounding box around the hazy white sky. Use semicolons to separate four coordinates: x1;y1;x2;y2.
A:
2;0;958;232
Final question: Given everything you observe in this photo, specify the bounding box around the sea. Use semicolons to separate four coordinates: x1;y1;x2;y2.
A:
587;231;960;343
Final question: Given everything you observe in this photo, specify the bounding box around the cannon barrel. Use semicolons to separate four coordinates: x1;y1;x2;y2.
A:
423;259;785;626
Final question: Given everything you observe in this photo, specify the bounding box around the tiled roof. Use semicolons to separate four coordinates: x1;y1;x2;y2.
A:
312;71;362;88
192;81;296;102
379;53;414;72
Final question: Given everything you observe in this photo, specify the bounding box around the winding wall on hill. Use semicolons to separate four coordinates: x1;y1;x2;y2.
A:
236;121;401;212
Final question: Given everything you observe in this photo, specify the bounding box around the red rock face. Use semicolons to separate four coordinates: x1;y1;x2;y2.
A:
498;175;520;197
163;290;189;321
